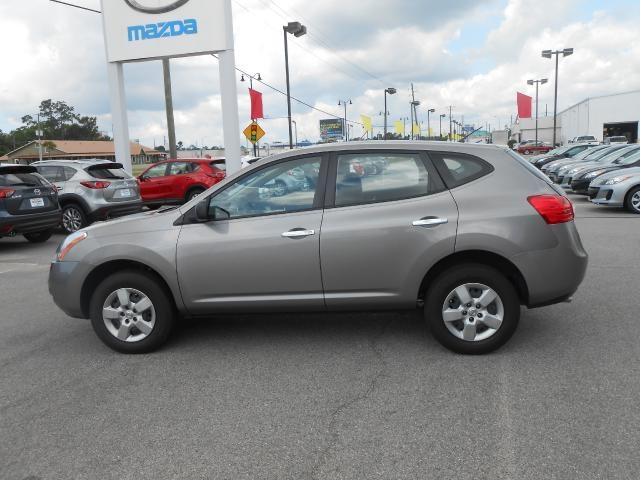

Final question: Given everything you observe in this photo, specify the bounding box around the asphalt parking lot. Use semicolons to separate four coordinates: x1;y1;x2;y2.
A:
1;195;639;480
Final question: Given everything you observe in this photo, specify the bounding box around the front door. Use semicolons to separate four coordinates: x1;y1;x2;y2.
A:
320;151;459;310
177;154;327;314
139;163;170;202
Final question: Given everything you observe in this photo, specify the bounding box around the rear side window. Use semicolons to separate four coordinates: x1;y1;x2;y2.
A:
431;152;494;188
36;166;64;182
0;172;47;187
334;153;444;207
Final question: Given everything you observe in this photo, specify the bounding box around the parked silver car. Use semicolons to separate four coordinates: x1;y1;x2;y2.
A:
33;159;142;233
589;166;640;213
48;142;588;355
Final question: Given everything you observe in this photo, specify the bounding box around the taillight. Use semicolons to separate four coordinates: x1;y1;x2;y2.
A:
0;188;15;198
527;194;574;224
80;181;111;189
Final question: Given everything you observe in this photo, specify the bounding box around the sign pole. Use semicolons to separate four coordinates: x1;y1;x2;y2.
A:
106;61;132;173
219;0;241;174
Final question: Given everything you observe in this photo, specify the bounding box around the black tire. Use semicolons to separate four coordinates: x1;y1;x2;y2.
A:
89;270;175;354
625;186;640;214
185;187;205;202
61;203;87;233
23;229;54;243
425;264;520;354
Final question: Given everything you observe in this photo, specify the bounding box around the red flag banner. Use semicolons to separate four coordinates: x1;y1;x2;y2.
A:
249;88;264;120
517;92;532;119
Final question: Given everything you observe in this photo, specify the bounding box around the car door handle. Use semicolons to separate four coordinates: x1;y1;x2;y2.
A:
282;229;315;239
412;217;448;227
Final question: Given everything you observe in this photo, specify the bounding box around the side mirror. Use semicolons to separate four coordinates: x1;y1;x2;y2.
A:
211;206;231;221
139;175;148;182
195;199;210;222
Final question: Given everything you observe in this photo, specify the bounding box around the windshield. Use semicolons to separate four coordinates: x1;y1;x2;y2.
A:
547;146;569;156
614;147;640;165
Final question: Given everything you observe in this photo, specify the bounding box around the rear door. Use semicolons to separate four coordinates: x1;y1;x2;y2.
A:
167;161;193;199
319;150;459;310
35;165;66;193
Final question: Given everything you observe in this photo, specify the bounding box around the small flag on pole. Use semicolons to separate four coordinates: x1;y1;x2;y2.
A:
394;120;404;136
360;115;373;135
249;88;264;120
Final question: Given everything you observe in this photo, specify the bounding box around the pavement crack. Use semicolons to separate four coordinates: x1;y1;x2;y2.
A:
309;318;391;479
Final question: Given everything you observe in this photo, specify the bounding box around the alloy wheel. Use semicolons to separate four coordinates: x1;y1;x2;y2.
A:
441;283;504;342
631;191;640;213
62;207;83;232
102;288;156;343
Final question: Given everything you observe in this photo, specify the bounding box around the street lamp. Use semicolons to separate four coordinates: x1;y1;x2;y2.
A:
410;100;421;140
542;47;573;147
439;113;446;140
338;99;352;141
527;78;548;145
383;87;396;139
283;21;307;149
291;119;298;147
427;108;435;139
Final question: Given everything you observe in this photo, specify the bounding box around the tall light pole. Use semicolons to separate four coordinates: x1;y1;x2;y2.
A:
383;87;396;139
410;100;421;140
427;108;435;139
448;106;454;142
283;21;307;149
527;78;548;145
338;99;352;141
439;113;446;140
542;48;573;147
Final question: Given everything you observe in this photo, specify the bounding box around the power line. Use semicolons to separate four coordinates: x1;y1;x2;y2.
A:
49;0;100;13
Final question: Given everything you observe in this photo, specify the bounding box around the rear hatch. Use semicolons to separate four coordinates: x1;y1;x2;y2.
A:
0;166;59;215
84;163;140;202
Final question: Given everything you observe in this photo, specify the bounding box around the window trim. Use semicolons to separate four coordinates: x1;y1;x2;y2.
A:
324;150;445;209
429;151;495;190
143;162;170;178
182;153;329;224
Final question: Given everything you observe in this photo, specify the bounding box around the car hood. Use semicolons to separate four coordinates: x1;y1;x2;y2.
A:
80;208;180;238
591;166;640;182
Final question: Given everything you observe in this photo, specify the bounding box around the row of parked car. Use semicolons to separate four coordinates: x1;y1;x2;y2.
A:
515;135;630;155
528;143;640;213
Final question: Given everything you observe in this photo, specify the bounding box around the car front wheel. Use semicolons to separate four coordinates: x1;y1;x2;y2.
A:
89;270;175;353
625;186;640;214
425;264;520;354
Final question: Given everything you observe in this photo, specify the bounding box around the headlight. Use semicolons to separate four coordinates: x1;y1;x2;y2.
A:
57;231;88;261
583;170;606;179
604;175;633;185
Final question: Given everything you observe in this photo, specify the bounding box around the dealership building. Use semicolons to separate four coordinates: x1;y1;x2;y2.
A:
510;89;640;145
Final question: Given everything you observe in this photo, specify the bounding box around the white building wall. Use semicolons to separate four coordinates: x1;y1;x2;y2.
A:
559;90;640;143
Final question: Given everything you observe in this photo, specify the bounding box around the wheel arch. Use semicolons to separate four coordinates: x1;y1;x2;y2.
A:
184;184;208;200
417;250;529;306
58;194;91;214
623;183;640;211
80;259;178;318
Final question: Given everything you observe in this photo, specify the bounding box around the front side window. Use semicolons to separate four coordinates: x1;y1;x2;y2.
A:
209;156;321;219
144;164;168;178
335;153;439;207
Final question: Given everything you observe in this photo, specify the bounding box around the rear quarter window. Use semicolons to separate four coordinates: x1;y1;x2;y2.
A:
431;152;494;188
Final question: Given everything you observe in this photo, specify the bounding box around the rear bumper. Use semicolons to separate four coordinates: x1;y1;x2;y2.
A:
512;222;588;308
49;260;90;319
0;209;61;235
88;201;143;221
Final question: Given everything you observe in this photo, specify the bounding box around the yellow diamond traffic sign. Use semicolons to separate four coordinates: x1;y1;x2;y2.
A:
243;121;265;144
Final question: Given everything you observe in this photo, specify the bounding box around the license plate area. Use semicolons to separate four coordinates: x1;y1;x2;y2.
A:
30;198;45;208
115;189;133;198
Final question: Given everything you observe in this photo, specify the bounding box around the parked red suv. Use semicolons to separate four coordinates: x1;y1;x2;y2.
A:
137;159;226;207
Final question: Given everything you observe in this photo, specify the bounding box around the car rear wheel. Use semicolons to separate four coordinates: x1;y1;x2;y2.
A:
625;186;640;214
425;264;520;354
524;149;531;155
61;204;87;233
23;230;53;243
89;270;175;354
186;187;205;202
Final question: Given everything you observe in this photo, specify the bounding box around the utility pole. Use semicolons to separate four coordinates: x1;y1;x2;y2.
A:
162;59;177;160
36;113;43;163
542;48;574;146
449;106;453;142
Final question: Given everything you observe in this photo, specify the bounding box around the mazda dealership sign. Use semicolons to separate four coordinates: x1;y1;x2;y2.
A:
101;0;231;62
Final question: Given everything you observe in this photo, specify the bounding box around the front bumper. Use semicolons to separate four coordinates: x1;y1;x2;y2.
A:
49;261;92;319
569;179;591;194
589;185;624;206
0;209;61;235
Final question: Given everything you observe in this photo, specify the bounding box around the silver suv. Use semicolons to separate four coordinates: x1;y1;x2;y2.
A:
48;142;588;355
33;159;142;233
